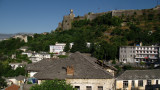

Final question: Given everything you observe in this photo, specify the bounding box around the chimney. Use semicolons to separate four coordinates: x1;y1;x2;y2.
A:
140;42;143;46
67;66;74;76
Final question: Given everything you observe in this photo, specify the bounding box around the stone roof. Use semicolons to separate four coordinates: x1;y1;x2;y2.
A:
117;69;160;80
28;52;113;80
26;58;55;71
15;75;26;81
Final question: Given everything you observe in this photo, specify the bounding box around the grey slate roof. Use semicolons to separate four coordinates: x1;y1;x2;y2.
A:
117;69;160;80
15;75;26;81
28;52;113;80
26;58;55;71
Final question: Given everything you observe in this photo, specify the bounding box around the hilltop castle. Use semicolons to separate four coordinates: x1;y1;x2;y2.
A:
57;5;160;31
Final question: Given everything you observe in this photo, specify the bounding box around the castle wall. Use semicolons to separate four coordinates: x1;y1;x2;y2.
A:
58;6;159;31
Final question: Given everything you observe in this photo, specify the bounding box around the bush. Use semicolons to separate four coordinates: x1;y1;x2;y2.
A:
30;79;76;90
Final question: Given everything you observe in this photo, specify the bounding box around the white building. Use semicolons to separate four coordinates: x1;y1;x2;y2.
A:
22;51;34;57
19;46;28;52
119;46;160;63
9;62;26;70
30;53;51;63
50;42;66;54
50;42;91;55
22;51;51;63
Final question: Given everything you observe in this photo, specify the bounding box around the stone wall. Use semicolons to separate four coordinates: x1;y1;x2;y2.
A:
66;79;115;90
57;5;159;31
112;10;143;16
61;9;75;30
116;79;160;90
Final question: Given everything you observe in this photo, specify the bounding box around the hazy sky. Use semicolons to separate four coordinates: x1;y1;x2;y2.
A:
0;0;158;34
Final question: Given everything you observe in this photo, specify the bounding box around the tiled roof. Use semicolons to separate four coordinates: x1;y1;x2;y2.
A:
15;75;26;81
117;69;160;80
5;84;19;90
28;52;113;79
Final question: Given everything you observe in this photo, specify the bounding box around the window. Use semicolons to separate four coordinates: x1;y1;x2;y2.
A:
156;80;158;85
138;80;143;87
86;86;92;90
132;80;135;87
147;80;151;85
98;86;103;90
75;86;80;90
123;81;128;88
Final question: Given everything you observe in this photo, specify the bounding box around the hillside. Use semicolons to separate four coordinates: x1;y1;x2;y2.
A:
0;5;160;61
0;34;14;40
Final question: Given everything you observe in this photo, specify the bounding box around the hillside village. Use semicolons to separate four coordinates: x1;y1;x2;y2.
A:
0;5;160;90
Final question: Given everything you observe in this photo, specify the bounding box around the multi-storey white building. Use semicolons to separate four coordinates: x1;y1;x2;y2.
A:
119;46;160;63
50;43;66;54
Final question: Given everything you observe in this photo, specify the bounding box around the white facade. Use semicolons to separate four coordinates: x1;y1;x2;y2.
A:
29;71;38;77
50;42;91;55
119;46;160;63
9;63;23;70
30;53;51;63
22;52;33;57
50;43;66;54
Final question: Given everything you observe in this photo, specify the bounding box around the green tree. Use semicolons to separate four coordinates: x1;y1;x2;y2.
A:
71;37;88;53
0;62;7;88
64;43;70;52
30;79;76;90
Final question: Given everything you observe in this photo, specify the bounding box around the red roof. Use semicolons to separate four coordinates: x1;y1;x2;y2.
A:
5;84;20;90
144;57;149;59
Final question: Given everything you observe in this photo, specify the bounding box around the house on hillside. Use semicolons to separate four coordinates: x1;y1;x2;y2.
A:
49;42;66;55
9;62;27;70
116;70;160;90
6;75;26;86
22;50;34;57
19;46;28;52
119;46;160;64
22;51;51;63
26;52;115;90
49;42;91;55
29;53;51;63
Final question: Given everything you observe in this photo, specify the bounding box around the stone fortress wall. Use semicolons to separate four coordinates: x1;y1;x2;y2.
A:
57;5;160;31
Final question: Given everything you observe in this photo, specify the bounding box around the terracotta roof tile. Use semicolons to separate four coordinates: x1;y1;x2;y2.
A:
5;84;19;90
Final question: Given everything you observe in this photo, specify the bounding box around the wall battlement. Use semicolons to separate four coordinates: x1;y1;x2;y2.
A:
57;5;160;31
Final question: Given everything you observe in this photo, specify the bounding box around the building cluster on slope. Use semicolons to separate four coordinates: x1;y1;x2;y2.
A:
24;52;160;90
5;50;160;90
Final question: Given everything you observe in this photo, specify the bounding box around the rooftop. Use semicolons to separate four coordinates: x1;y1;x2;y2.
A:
117;69;160;80
27;52;113;80
5;84;19;90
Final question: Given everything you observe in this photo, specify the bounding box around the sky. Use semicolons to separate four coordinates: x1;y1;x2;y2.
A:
0;0;159;34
